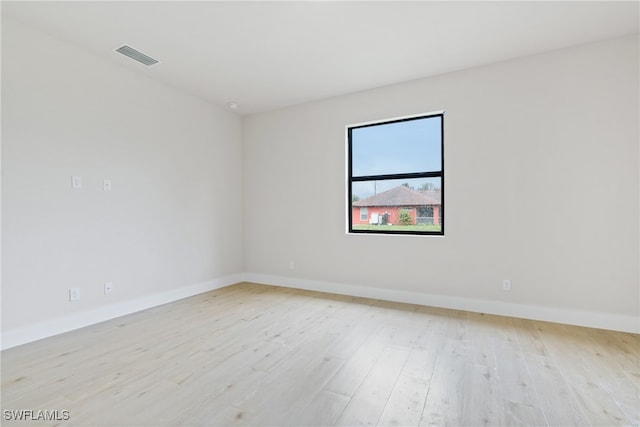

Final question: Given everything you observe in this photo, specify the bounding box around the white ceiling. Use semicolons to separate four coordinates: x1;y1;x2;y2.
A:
3;1;639;115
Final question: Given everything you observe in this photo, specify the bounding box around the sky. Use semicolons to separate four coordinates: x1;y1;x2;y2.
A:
351;115;442;199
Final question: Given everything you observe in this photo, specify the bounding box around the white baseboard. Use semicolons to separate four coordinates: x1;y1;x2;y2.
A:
3;272;636;350
243;273;640;334
1;274;242;350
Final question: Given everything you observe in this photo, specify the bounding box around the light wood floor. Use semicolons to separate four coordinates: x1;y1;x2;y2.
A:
2;282;638;426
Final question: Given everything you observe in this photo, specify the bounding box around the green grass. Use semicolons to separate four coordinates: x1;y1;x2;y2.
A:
353;224;441;232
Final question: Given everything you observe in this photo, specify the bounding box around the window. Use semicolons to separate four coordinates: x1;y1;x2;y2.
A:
348;112;444;235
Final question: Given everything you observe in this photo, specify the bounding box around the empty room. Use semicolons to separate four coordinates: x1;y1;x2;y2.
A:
2;1;639;426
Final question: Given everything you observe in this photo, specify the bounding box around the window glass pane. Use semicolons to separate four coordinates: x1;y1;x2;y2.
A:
360;207;368;221
351;116;441;177
351;177;442;232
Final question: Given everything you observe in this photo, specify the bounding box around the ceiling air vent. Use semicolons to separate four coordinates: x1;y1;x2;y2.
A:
115;45;159;66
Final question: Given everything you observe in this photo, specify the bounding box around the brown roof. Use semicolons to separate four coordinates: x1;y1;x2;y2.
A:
419;189;441;205
353;185;441;207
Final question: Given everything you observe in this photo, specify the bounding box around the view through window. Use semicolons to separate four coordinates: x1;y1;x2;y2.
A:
348;112;444;235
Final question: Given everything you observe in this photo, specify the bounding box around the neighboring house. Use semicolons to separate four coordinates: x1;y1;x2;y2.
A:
352;185;441;226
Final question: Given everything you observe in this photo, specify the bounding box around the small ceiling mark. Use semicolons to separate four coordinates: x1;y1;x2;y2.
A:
115;45;159;66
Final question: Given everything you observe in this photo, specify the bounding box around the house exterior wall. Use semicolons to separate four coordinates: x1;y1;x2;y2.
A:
352;206;399;225
434;206;440;226
351;206;440;225
352;206;441;226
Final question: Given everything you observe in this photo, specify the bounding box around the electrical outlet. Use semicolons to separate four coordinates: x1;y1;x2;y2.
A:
69;288;80;301
103;179;112;191
71;176;82;189
502;279;512;291
104;282;113;294
289;260;295;270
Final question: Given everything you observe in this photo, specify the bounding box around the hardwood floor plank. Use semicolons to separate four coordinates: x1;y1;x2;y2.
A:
541;324;634;425
523;352;591;426
419;335;468;426
323;326;396;398
460;362;501;426
335;344;410;426
287;390;351;426
376;320;442;427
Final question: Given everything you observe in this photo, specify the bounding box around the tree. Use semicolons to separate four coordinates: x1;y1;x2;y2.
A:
401;182;414;189
419;182;435;191
398;208;413;225
351;194;360;202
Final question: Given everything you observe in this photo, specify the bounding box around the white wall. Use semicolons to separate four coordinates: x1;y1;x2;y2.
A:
244;35;639;332
1;19;244;346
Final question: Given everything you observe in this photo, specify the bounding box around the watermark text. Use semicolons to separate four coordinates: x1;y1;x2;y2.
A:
3;409;70;421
